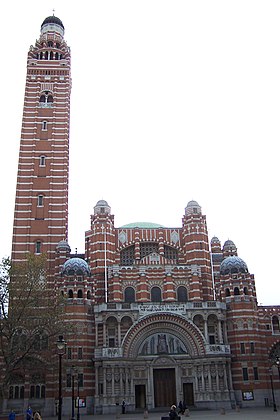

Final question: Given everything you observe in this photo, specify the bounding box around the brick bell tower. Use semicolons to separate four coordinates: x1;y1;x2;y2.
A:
11;15;71;274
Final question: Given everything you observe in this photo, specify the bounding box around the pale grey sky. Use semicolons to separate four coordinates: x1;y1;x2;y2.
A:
1;1;279;304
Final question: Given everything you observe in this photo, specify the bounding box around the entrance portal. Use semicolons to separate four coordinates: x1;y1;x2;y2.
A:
135;384;146;409
153;368;176;408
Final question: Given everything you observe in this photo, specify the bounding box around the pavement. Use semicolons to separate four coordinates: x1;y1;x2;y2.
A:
46;407;280;420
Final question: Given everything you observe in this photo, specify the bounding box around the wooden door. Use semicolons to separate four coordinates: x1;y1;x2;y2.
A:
183;382;194;406
153;368;176;407
135;384;146;409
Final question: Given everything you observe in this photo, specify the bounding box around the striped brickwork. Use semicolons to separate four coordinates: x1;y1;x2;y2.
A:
11;21;71;277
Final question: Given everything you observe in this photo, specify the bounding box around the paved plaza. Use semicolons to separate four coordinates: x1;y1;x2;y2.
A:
45;407;280;420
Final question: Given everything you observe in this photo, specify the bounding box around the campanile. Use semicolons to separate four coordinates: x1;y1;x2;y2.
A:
11;15;71;272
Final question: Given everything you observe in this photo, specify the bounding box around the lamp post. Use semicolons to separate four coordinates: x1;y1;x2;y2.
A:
57;335;66;420
77;376;80;420
276;357;280;380
269;368;277;412
71;366;76;420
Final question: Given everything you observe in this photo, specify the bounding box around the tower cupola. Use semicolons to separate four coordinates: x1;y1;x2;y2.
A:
185;200;202;216
41;15;65;36
222;239;237;257
94;200;111;215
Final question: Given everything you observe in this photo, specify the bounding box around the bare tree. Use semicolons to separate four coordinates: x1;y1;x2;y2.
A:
0;254;67;406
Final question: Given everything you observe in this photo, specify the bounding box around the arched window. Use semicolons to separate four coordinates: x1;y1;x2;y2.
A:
124;287;135;303
120;316;133;342
234;287;240;295
39;91;53;107
42;120;47;130
77;289;83;298
177;286;188;302
106;316;118;347
243;286;248;295
45;51;49;60
41;385;46;398
87;291;91;299
32;330;48;351
35;385;40;398
12;329;27;352
49;51;53;60
272;316;280;333
151;286;162;302
35;241;42;254
68;289;73;299
55;52;59;60
207;314;218;344
225;288;230;297
193;314;204;335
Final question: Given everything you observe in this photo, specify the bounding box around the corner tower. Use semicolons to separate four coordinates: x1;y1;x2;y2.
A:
11;15;71;273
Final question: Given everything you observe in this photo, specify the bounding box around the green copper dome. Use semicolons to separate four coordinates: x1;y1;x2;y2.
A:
120;222;164;228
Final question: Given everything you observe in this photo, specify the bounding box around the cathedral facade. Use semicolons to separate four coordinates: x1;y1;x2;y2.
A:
4;15;280;416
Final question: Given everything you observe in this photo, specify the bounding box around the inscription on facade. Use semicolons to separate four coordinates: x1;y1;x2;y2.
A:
139;304;186;316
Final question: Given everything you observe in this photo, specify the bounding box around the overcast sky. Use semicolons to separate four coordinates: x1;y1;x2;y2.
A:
0;1;279;305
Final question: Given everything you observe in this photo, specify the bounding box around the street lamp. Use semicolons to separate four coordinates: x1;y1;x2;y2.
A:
77;374;80;420
275;357;280;380
56;335;66;420
71;366;76;420
269;368;277;412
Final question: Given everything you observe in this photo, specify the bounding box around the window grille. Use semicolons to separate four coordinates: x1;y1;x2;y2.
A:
120;245;135;265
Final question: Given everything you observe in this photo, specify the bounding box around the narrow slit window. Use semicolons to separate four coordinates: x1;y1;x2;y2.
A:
39;156;46;166
35;241;42;254
37;195;44;206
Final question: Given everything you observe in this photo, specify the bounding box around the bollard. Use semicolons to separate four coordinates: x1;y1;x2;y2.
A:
220;408;225;415
144;409;148;418
236;405;240;412
185;408;190;417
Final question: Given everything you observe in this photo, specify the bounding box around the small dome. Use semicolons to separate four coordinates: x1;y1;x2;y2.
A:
96;199;108;206
185;200;201;216
61;258;91;277
223;239;237;253
41;16;64;30
211;236;220;244
94;199;111;215
56;240;71;253
220;256;248;275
